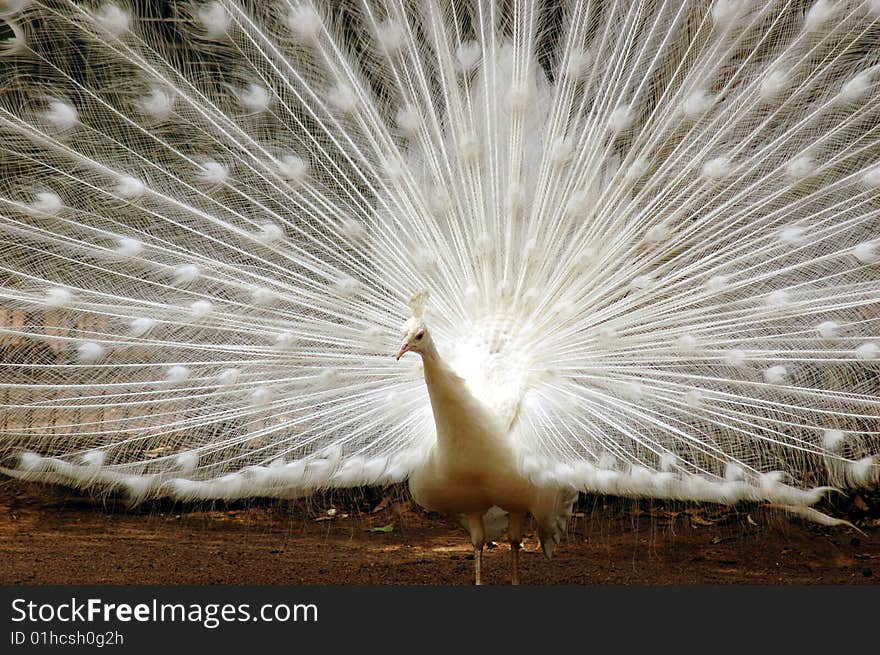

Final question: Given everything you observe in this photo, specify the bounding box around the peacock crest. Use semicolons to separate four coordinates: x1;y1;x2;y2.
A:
408;290;430;319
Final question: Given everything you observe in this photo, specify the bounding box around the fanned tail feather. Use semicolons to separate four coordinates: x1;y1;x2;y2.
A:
0;1;876;518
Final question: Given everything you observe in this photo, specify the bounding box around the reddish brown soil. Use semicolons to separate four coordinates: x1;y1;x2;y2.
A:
1;480;878;585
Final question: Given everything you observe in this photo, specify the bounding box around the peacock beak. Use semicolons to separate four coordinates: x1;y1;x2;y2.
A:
395;341;410;360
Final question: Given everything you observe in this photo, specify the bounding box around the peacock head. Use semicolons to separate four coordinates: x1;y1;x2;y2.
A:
396;290;431;360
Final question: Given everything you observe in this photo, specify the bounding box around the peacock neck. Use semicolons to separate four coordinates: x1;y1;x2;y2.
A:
419;340;452;392
419;340;495;453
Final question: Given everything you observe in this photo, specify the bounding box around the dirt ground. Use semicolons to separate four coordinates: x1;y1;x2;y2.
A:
1;479;878;585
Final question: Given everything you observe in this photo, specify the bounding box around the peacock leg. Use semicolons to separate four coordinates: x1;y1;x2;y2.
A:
466;513;486;585
508;512;525;585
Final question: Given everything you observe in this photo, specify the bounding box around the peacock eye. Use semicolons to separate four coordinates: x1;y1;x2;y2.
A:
415;331;424;340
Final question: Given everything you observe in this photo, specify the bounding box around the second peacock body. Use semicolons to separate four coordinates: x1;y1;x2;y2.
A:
0;0;878;583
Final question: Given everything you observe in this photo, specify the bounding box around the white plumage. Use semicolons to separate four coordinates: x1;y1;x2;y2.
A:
0;0;879;584
398;292;574;583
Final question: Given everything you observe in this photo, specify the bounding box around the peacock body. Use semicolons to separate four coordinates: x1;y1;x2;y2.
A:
1;0;879;581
